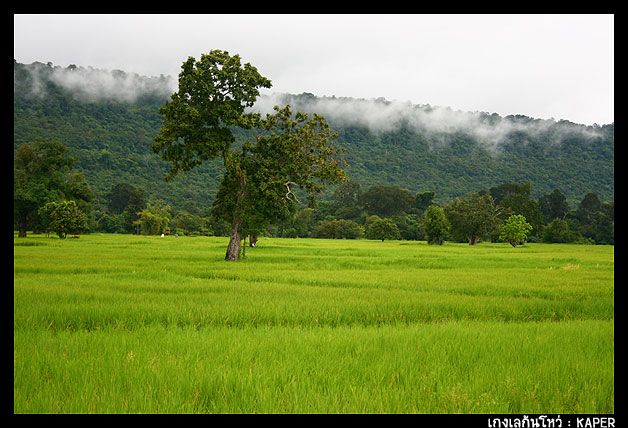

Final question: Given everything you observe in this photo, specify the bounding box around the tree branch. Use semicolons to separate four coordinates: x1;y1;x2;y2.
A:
284;181;300;203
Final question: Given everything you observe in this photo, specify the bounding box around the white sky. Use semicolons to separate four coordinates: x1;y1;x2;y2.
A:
14;14;614;125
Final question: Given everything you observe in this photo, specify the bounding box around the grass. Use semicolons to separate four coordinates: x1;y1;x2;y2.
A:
13;233;614;413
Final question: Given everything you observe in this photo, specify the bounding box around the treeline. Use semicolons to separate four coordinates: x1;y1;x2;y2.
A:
15;137;613;245
97;179;613;245
72;178;620;246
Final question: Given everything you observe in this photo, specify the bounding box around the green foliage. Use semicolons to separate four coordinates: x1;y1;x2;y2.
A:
444;193;500;245
499;214;533;247
38;200;88;239
496;188;544;239
14;138;90;237
542;219;580;243
133;200;172;235
151;50;272;180
423;205;450;245
211;105;347;258
415;191;435;211
361;185;415;217
366;218;400;241
150;52;347;260
314;219;363;239
539;189;570;223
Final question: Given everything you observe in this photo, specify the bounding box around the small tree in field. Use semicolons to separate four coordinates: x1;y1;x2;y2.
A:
424;205;449;245
444;193;499;245
366;218;400;241
38;200;87;239
499;214;532;247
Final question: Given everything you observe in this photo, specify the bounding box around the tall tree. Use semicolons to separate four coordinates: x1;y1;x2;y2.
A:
151;50;271;180
211;105;346;260
152;51;346;260
489;182;531;206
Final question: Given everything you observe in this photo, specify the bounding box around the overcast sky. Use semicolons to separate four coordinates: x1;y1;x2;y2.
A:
14;14;614;125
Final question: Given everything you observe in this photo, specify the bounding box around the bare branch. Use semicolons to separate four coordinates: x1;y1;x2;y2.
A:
285;181;300;203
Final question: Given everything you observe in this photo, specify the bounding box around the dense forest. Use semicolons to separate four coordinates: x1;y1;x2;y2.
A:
14;60;614;244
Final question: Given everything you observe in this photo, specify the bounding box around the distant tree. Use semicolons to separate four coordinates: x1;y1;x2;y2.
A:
392;214;422;240
107;182;146;232
133;201;172;235
332;179;362;209
575;192;602;225
335;219;364;239
361;185;415;217
64;172;95;228
314;219;363;239
293;207;316;238
366;217;400;241
108;183;143;214
415;191;436;212
332;179;365;223
444;193;499;245
423;205;449;245
539;189;570;223
489;182;531;206
499;214;532;247
569;192;604;242
38;200;88;239
498;192;544;239
14;138;78;237
314;220;338;239
542;218;579;243
591;204;614;245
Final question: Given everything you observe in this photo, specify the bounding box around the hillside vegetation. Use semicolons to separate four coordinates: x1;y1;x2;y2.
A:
14;60;613;211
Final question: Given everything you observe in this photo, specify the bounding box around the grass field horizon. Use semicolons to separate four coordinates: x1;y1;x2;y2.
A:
14;233;614;413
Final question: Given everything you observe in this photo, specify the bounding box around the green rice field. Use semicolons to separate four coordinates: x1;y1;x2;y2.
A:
13;233;614;413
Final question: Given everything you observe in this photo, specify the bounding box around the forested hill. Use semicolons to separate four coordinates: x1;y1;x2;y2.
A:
14;60;614;211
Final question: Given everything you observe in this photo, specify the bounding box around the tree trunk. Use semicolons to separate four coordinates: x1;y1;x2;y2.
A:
468;235;480;245
224;159;247;262
17;216;28;237
225;217;243;261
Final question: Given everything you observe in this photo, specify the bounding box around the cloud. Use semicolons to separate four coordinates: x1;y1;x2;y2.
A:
16;61;606;154
250;92;606;153
19;61;177;103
